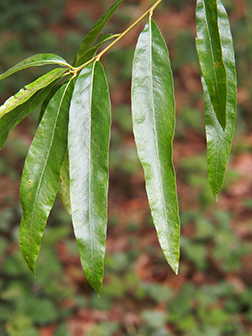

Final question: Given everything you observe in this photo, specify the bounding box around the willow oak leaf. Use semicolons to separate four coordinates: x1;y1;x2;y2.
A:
196;0;227;130
0;53;71;81
201;0;237;196
19;79;74;273
131;18;180;274
68;61;111;294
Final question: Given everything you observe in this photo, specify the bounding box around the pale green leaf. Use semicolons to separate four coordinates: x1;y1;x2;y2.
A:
0;67;67;119
196;0;227;130
131;18;180;274
0;53;71;81
201;0;237;196
0;79;59;150
19;80;74;273
68;61;111;294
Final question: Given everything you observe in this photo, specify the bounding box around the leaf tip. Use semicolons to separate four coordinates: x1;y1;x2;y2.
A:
171;262;179;275
25;257;36;276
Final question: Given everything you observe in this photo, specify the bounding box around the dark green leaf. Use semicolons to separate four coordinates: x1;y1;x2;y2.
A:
0;79;60;150
196;0;227;130
38;83;63;124
76;33;118;67
68;61;111;294
19;80;74;273
41;85;72;215
131;18;180;274
201;0;237;196
57;150;71;215
74;0;124;66
0;68;67;119
0;53;71;81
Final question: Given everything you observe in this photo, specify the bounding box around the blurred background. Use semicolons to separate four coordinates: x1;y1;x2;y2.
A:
0;0;252;335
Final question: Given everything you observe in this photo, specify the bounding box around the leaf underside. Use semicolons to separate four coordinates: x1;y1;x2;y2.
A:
196;0;227;130
131;18;180;274
19;80;73;273
0;67;67;119
196;0;237;196
68;61;111;294
0;79;60;150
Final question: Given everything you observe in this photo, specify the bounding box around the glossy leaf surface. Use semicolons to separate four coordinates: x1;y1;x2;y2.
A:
74;0;124;66
131;19;180;274
0;53;71;81
0;79;59;150
19;80;73;273
68;61;111;294
202;0;237;196
0;68;67;119
196;0;227;130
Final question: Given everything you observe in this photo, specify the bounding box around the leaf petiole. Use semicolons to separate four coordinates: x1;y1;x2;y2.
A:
75;0;163;73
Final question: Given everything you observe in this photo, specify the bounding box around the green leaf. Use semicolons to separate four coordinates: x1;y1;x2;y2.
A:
0;79;59;150
19;80;74;273
68;61;111;294
201;0;237;196
0;53;72;81
40;84;72;215
74;0;124;66
0;67;67;119
57;150;71;215
131;18;180;274
196;0;227;130
38;83;64;124
76;33;118;67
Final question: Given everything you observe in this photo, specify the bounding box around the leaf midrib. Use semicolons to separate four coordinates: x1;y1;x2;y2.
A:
88;62;96;284
202;0;222;113
26;80;72;262
148;20;169;234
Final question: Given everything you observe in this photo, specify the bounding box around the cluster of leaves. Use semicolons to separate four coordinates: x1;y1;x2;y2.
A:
0;0;237;294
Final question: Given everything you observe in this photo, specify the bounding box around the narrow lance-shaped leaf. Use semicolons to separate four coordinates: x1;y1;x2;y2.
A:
74;0;124;66
131;18;180;274
76;33;119;67
19;79;74;273
196;0;227;130
200;0;237;196
0;78;61;150
68;61;111;294
39;83;72;214
0;67;67;119
0;53;72;81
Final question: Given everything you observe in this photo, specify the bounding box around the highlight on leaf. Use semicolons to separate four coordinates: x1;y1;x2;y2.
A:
131;16;180;274
0;0;238;294
68;60;111;294
19;79;74;273
0;68;68;119
0;78;61;150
